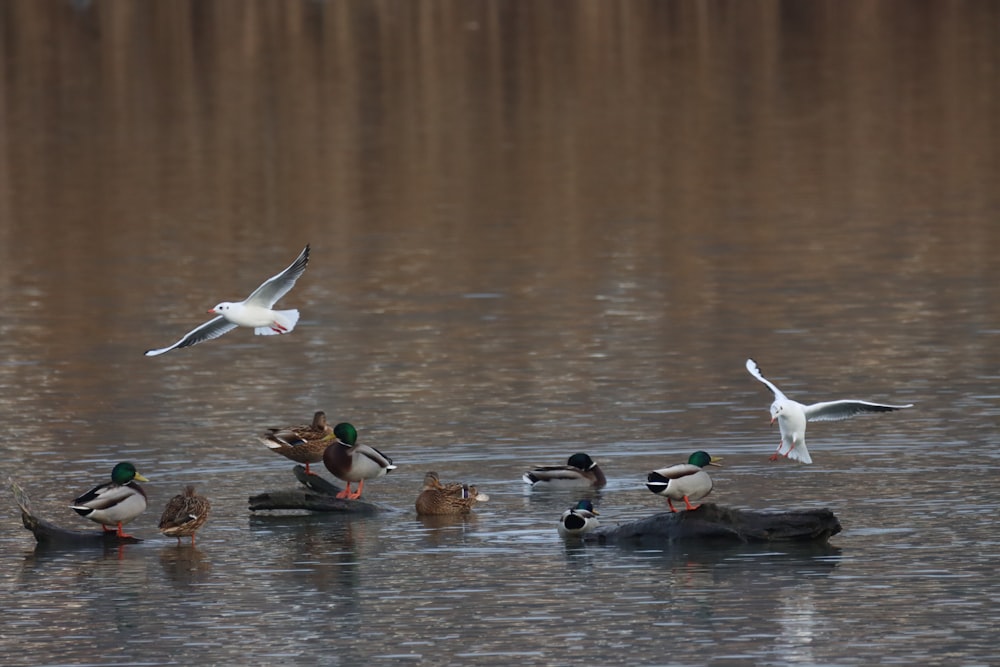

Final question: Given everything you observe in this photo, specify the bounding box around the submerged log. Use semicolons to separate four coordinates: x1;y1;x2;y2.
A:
8;478;143;546
583;503;841;546
247;466;383;514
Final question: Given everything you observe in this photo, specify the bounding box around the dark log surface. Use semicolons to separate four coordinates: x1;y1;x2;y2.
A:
9;478;143;546
583;503;841;545
247;466;383;514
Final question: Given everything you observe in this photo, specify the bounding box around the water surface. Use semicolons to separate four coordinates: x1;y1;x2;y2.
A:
1;2;999;665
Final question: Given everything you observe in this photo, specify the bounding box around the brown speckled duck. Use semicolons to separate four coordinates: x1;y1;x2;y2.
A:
260;410;335;475
415;472;489;516
322;422;396;500
158;485;211;545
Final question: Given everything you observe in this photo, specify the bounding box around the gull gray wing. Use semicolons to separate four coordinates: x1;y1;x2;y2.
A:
804;399;914;422
144;316;238;357
243;244;310;308
746;358;787;401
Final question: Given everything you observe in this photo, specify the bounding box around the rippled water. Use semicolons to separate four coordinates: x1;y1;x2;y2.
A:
2;2;999;665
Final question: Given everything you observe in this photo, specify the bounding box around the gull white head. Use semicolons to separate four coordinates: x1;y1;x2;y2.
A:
209;302;235;314
770;401;784;424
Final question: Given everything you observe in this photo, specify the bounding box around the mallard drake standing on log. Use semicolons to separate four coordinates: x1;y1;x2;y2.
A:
323;422;396;500
70;462;149;538
646;451;721;512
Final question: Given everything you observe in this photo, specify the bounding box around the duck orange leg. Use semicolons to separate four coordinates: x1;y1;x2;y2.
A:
666;498;678;513
682;496;700;511
347;479;365;500
114;522;136;539
336;482;353;499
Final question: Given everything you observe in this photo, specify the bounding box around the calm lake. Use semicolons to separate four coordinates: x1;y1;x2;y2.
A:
1;2;999;665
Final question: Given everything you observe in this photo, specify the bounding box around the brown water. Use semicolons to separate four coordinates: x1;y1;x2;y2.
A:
2;2;999;665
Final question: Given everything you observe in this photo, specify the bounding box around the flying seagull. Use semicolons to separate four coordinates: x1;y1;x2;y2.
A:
745;358;912;464
145;244;310;356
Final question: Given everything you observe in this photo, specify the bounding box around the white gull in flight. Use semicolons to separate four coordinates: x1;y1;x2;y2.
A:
145;244;310;357
745;358;912;464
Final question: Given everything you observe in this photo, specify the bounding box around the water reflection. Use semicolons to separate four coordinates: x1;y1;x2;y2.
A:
158;545;212;587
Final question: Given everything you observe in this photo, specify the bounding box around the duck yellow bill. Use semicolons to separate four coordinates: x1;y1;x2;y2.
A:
134;473;150;482
708;456;723;467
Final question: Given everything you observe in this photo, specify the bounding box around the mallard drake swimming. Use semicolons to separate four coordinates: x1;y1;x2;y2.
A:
322;422;396;499
415;471;489;516
645;451;721;512
260;410;335;475
558;499;600;536
522;453;607;489
746;358;913;464
70;462;149;538
158;485;211;545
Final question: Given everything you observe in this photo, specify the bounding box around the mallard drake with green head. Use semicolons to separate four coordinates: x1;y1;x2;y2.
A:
322;422;396;499
158;485;211;545
70;462;149;538
558;499;600;536
415;471;489;516
261;410;335;475
523;452;607;489
645;451;722;512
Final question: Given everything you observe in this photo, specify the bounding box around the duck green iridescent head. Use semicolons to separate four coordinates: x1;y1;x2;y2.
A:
333;422;358;446
111;461;148;484
688;451;723;468
573;499;598;514
567;453;597;471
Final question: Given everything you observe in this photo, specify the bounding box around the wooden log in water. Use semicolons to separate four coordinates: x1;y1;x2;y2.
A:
582;503;841;546
247;466;382;514
8;478;143;546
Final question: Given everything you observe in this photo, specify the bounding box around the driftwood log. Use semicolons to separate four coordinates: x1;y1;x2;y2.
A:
9;478;143;546
247;466;383;514
582;503;841;546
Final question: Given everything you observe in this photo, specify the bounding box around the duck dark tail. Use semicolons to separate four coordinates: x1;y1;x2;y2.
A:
645;471;669;494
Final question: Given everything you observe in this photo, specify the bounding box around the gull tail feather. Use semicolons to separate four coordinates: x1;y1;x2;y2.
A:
255;309;300;336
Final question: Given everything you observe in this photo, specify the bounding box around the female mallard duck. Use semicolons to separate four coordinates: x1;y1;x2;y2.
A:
645;451;722;512
158;485;211;545
522;452;607;489
415;471;489;516
260;410;335;475
558;499;600;536
322;422;396;499
70;462;149;538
